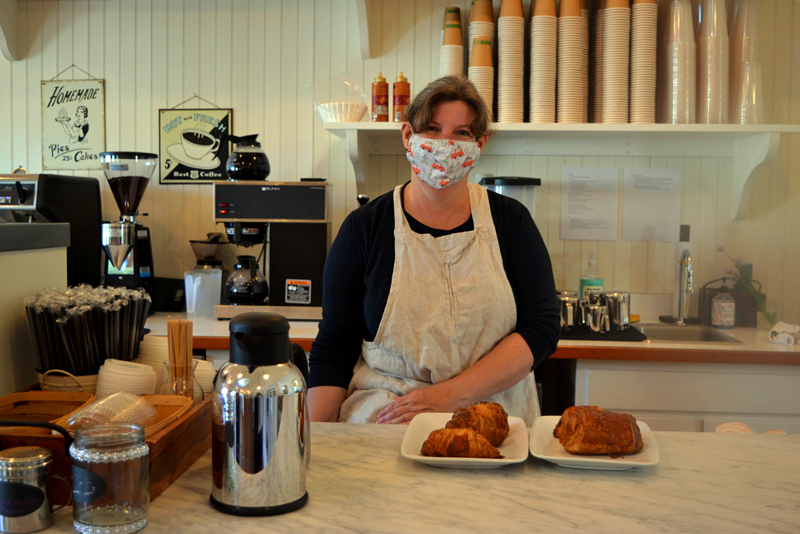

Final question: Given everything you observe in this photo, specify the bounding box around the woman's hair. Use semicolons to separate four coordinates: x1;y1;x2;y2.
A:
77;105;89;118
405;75;495;140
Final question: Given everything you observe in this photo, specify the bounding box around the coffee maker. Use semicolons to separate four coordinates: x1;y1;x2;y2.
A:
0;173;103;286
213;135;330;320
100;152;157;297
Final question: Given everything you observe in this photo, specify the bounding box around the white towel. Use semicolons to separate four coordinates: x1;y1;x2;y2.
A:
769;321;800;345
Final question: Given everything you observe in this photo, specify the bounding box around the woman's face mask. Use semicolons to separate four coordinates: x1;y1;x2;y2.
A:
405;133;481;189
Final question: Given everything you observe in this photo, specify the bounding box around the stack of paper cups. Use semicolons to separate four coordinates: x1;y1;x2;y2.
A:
441;9;465;78
497;0;524;123
602;0;630;123
593;0;606;122
730;0;760;124
557;0;584;123
697;0;729;124
469;39;494;115
530;0;557;123
630;0;657;123
580;0;589;123
469;0;495;67
659;0;696;123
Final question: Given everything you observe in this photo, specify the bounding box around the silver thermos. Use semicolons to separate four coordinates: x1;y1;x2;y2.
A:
210;312;310;516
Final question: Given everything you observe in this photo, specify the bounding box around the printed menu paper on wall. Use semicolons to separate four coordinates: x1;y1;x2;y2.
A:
41;80;106;170
622;168;682;242
158;109;232;184
561;167;619;241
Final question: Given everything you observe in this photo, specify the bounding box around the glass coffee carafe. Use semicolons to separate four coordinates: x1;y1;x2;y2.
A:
225;256;268;305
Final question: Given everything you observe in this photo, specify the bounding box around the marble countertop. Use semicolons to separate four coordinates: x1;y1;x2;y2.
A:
43;423;800;533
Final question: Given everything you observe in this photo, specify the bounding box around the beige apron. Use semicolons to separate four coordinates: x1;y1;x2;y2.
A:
339;182;540;426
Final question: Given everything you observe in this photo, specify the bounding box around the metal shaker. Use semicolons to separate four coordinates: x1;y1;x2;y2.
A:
558;295;580;331
210;312;309;516
0;447;58;534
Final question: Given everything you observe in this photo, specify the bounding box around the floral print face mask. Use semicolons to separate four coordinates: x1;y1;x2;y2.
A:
405;134;481;189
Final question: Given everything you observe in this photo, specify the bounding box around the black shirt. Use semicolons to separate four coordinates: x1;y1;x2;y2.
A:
308;183;561;390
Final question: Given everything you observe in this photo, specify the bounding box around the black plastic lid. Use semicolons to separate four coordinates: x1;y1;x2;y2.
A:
479;177;541;186
229;312;291;366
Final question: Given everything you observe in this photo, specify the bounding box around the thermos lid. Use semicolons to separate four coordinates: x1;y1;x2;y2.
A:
229;312;291;366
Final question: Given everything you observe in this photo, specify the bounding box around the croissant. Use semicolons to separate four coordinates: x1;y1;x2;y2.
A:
553;406;644;456
421;428;502;458
445;401;509;447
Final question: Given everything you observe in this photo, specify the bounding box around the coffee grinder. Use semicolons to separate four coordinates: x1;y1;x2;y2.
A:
100;152;157;297
213;134;330;320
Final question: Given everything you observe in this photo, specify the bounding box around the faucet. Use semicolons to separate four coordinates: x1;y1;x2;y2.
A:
676;249;693;326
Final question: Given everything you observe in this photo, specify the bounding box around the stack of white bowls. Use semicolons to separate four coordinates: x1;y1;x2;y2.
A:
659;0;696;124
697;0;729;124
530;0;557;123
96;359;156;399
602;0;630;123
580;0;589;123
593;1;606;122
138;335;170;394
497;0;525;123
730;0;761;124
469;39;495;114
630;0;658;123
468;0;495;68
557;0;584;123
441;7;464;77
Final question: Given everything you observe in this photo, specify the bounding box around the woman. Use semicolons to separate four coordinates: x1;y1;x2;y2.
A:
308;75;560;425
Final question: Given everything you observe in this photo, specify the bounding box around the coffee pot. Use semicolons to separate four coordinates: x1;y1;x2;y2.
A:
224;255;268;305
210;312;309;516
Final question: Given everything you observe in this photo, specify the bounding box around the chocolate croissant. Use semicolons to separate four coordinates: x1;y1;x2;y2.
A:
445;401;510;447
553;406;644;456
421;427;502;458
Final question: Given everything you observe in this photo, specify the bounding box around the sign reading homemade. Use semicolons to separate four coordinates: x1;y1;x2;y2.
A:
41;79;106;170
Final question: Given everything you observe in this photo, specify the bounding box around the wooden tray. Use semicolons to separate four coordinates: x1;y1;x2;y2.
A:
52;394;195;438
0;391;95;435
0;395;212;506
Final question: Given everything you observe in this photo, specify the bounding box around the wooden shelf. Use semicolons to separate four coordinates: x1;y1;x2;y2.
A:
324;122;800;220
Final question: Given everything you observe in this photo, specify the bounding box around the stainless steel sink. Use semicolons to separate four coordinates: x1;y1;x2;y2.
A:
635;323;744;344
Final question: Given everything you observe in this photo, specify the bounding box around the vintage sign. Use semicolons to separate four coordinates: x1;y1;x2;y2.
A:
158;108;232;184
41;79;106;170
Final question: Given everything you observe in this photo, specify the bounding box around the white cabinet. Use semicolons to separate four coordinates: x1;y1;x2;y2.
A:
576;359;800;432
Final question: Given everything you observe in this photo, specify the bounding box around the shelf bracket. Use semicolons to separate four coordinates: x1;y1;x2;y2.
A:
345;129;369;198
731;132;780;221
0;0;20;62
355;0;376;60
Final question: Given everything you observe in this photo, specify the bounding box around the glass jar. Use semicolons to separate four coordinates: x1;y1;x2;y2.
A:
70;424;149;534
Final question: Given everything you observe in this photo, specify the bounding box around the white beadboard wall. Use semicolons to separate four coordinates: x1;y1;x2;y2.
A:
1;0;799;324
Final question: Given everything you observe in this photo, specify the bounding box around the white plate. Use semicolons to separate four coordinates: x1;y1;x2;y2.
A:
529;416;659;470
400;412;529;469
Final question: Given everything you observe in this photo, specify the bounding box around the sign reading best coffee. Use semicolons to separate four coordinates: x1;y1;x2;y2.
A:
158;108;233;184
41;79;106;170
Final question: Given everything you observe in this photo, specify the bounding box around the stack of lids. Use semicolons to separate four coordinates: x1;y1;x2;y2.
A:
441;7;464;77
658;0;696;123
530;0;557;123
630;0;658;123
497;0;525;123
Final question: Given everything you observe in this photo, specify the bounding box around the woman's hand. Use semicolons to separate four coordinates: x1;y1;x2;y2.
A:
375;382;469;424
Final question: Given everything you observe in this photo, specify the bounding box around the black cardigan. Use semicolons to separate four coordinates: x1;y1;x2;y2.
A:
308;183;561;389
